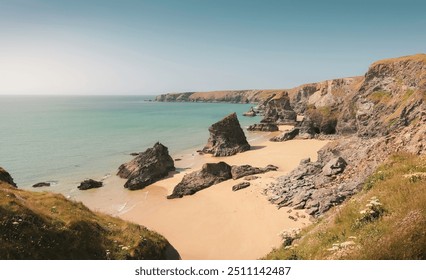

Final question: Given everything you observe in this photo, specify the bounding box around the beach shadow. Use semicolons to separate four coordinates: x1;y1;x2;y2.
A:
250;145;266;151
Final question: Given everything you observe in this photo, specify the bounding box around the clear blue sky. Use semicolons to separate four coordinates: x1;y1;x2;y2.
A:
0;0;425;95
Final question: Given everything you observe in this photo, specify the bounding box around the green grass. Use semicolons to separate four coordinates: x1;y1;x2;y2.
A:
0;182;177;260
264;153;426;260
368;90;392;104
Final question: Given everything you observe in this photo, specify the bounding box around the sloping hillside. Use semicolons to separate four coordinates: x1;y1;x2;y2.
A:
0;168;179;260
265;153;426;260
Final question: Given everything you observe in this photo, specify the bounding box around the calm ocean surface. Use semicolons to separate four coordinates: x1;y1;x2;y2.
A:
0;95;259;188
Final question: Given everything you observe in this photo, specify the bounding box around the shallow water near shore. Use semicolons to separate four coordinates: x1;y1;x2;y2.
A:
0;95;257;191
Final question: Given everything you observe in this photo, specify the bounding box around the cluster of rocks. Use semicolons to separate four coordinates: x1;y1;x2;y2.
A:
168;162;278;199
247;92;297;132
266;155;352;217
117;142;175;190
202;113;251;157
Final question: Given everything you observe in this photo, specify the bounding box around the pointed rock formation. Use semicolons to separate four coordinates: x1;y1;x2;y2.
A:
118;142;175;190
202;113;250;157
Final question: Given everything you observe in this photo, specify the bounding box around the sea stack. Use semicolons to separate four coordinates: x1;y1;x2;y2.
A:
202;112;250;157
117;142;175;190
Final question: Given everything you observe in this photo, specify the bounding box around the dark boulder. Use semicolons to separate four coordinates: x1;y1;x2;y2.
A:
32;182;51;188
270;128;300;142
118;142;175;190
247;123;279;132
167;162;232;199
78;179;103;190
232;182;250;191
0;167;17;188
231;164;278;179
202;113;250;157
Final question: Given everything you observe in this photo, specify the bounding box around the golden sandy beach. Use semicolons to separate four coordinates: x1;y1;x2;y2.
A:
75;128;329;259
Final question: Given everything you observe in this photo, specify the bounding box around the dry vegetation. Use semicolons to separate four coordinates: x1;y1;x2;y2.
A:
0;182;177;260
265;153;426;260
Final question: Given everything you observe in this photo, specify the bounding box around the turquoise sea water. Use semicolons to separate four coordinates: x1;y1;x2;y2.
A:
0;95;258;188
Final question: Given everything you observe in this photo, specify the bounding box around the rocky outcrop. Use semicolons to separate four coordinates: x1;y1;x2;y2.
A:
247;123;279;132
261;92;297;124
0;167;17;188
167;162;232;199
231;164;278;179
78;179;103;190
202;113;250;157
32;182;50;188
270;128;299;142
118;142;175;190
243;107;257;117
266;152;353;216
232;182;250;191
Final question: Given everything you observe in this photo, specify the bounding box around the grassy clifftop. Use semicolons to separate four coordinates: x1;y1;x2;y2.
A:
0;175;179;260
265;153;426;260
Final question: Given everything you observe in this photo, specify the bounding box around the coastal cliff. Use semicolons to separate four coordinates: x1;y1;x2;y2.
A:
156;53;425;230
0;168;179;260
155;89;279;103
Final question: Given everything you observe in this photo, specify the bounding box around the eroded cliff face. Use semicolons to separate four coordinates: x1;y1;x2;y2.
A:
354;54;426;138
155;54;426;217
267;54;426;216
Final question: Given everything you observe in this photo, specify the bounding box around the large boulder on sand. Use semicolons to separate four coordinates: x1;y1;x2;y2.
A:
202;113;250;157
117;142;175;190
0;167;17;188
167;162;232;199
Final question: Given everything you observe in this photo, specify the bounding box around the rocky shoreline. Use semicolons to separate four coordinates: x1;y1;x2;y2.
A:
154;53;426;218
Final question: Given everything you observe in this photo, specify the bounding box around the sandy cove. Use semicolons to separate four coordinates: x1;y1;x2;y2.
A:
75;128;328;260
